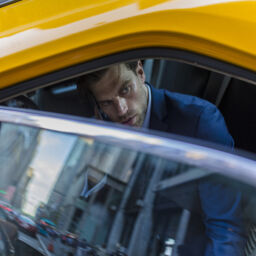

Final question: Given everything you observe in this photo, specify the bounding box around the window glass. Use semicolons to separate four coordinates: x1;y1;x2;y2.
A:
2;56;256;255
0;209;7;220
0;121;255;256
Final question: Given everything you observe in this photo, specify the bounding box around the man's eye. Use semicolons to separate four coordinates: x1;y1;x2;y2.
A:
121;86;130;95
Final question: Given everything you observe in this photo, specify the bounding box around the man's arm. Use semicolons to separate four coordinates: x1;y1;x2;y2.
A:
196;104;234;147
197;104;246;256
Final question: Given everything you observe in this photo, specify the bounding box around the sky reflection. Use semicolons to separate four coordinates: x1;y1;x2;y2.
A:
23;130;76;216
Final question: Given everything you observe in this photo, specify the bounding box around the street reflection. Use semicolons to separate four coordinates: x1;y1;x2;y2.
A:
0;122;251;256
0;122;140;255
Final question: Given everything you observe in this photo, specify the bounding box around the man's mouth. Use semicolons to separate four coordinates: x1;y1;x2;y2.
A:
121;115;136;126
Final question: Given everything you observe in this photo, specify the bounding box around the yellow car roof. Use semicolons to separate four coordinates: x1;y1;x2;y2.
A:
0;0;256;89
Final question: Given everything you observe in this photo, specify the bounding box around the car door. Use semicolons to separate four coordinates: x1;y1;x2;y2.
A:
0;107;256;256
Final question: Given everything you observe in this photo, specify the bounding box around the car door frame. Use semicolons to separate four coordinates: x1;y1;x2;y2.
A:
1;47;256;102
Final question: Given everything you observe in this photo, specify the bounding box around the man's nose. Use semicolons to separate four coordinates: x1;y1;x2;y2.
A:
114;97;128;116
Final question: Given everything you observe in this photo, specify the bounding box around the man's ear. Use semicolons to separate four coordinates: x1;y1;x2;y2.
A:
136;60;146;83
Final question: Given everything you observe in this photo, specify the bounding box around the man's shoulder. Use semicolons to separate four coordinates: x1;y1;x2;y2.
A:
163;89;215;113
160;89;218;127
149;85;215;120
149;87;211;136
160;89;233;146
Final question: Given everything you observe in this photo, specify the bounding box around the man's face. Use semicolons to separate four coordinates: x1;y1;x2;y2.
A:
89;62;148;127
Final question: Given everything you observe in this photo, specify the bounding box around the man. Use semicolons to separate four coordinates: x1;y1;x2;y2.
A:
77;61;245;255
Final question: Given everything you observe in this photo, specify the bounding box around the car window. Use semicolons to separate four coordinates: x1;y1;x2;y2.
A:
3;58;256;157
0;110;256;256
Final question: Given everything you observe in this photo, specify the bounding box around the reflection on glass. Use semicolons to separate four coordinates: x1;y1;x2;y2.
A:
0;122;254;256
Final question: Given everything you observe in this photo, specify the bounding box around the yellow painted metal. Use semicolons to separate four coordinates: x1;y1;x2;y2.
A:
0;0;256;89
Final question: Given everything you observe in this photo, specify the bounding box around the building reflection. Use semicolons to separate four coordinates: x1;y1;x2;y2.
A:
41;135;184;256
0;123;40;209
45;137;137;244
0;124;197;255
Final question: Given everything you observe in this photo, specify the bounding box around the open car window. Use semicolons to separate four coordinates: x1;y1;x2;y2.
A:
2;58;256;157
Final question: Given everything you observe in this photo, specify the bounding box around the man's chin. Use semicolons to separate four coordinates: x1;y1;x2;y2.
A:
132;117;144;128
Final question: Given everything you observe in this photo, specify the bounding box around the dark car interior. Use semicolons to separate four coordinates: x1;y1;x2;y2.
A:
148;60;256;155
4;58;255;155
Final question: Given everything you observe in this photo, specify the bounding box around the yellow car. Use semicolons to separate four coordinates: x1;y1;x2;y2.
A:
1;0;256;256
0;0;256;88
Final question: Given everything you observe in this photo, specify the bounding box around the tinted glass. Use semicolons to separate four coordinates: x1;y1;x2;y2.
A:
0;121;255;256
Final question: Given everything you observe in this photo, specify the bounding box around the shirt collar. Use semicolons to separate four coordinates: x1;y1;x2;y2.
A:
142;83;152;128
